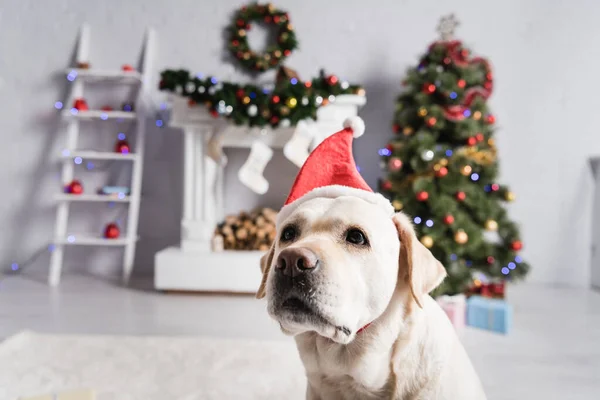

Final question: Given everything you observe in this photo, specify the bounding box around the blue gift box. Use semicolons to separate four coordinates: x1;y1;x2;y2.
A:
466;296;512;334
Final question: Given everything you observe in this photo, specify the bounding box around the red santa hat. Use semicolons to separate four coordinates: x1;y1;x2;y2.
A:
276;117;394;227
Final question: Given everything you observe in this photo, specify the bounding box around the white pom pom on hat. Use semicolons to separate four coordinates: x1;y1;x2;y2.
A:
343;116;365;138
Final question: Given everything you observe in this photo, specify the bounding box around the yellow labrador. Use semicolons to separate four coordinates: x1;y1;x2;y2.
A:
257;187;486;399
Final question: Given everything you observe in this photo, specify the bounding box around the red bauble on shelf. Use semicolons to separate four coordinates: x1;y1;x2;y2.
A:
103;223;120;239
115;139;130;154
73;98;89;111
511;240;523;251
65;180;83;195
416;191;429;201
101;105;113;111
121;64;135;72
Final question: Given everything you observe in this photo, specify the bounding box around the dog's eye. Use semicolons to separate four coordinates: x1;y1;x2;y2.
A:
281;226;297;242
346;228;368;246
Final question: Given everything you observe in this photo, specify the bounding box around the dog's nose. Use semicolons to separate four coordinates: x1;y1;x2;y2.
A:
276;247;319;277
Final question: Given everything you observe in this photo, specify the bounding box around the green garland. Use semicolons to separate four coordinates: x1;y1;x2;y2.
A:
159;69;365;128
228;3;298;72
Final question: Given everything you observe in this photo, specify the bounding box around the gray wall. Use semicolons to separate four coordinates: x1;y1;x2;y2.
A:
2;0;599;286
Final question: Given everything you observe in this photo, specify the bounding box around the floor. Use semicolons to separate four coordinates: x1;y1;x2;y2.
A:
1;274;600;399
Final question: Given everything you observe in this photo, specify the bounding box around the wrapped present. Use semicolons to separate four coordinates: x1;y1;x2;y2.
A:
466;295;512;334
436;293;466;330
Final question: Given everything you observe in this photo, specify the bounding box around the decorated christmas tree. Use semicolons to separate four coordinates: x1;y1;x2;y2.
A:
380;15;529;296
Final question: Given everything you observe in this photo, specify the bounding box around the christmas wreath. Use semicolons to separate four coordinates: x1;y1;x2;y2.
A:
228;3;298;72
159;2;364;128
159;68;364;128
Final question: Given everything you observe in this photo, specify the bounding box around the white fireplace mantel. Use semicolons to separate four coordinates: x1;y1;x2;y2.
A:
154;94;367;293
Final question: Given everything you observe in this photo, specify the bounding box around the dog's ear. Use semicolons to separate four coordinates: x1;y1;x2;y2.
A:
392;212;446;308
256;243;275;299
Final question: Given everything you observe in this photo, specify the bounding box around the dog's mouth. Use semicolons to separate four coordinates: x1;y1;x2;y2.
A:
281;296;316;315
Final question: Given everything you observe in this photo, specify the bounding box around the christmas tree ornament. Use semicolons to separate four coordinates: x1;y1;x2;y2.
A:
381;180;393;191
443;215;455;225
490;183;500;191
476;133;484;142
121;102;134;112
416;191;429;201
393;124;400;133
392;200;403;210
421;235;434;248
327;75;339;85
455;230;468;244
421;150;434;161
461;165;472;176
247;104;258;116
280;106;290;116
467;136;477;146
286;97;298;108
418;107;428;117
101;105;113;111
72;98;89;111
388;157;403;171
103;223;120;239
510;240;523;251
65;180;83;195
426;117;437;127
436;166;448;177
261;108;271;118
486;114;496;124
439;158;449;166
271;95;280;104
115;139;130;154
456;191;466;201
121;64;135;72
484;219;498;231
283;119;317;168
238;140;273;194
505;191;516;202
457;79;466;88
403;126;414;135
488;138;495;146
242;96;251;105
473;111;482;120
423;83;436;94
486;256;495;264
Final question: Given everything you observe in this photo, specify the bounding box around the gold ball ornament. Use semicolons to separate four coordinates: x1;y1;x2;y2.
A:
403;126;414;135
433;163;442;172
242;96;251;105
421;235;434;249
485;219;498;231
392;200;404;210
505;191;516;202
488;138;496;147
238;29;247;37
280;106;290;116
274;50;282;58
439;158;449;166
261;108;271;118
461;165;473;176
243;52;251;60
286;97;298;108
473;111;482;120
454;230;469;244
418;107;428;117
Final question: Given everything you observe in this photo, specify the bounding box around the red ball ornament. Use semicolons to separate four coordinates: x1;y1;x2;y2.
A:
467;136;478;146
273;15;281;23
264;15;272;23
484;81;493;90
486;114;496;124
115;139;130;154
436;167;448;178
236;19;245;27
304;81;312;88
476;133;485;142
486;256;495;264
457;79;466;88
283;49;291;57
121;64;135;72
236;89;245;98
65;180;83;195
460;49;469;58
486;73;493;80
388;157;402;171
443;215;455;225
73;98;89;111
101;105;113;111
270;116;279;124
385;143;394;152
232;39;239;47
103;223;120;239
443;57;451;65
381;180;393;191
456;191;466;201
423;83;436;94
511;240;523;251
426;117;437;127
271;95;281;104
327;75;339;85
416;191;429;202
392;124;400;133
491;183;500;191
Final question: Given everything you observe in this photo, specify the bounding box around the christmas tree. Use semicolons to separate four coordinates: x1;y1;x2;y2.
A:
380;15;529;296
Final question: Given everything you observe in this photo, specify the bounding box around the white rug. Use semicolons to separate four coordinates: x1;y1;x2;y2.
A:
0;331;305;400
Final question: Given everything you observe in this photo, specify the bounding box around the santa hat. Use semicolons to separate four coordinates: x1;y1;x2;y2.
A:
276;117;394;227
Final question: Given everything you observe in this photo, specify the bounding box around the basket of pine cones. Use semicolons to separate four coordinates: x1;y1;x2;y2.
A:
213;207;277;251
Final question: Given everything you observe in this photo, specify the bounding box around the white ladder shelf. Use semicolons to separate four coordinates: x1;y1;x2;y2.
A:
49;24;156;286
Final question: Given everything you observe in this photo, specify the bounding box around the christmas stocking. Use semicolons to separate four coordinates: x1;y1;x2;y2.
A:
238;140;273;194
284;119;317;168
207;127;228;166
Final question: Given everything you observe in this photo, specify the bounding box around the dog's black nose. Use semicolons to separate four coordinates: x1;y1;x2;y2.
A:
276;247;319;277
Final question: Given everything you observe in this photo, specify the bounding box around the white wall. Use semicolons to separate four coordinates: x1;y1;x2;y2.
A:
2;0;600;286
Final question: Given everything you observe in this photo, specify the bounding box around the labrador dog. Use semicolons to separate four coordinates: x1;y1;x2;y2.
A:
257;193;486;400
